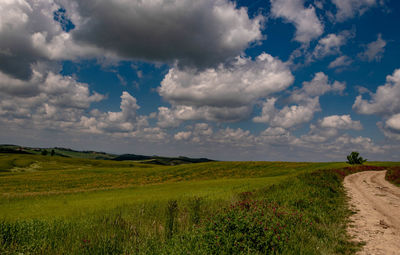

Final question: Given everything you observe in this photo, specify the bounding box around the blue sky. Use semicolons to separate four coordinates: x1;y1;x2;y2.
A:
0;0;400;161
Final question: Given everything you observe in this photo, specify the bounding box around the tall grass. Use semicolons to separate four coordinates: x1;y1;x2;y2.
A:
0;154;398;254
1;166;385;254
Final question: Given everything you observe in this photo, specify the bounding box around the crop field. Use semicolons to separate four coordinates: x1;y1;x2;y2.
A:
0;153;398;254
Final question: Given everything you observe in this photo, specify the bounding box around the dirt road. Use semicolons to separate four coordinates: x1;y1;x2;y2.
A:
344;171;400;255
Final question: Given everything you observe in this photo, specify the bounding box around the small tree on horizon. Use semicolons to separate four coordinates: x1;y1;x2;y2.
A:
41;149;48;156
51;149;55;156
346;151;367;165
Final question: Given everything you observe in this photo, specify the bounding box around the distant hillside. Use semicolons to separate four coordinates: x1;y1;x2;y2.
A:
113;154;213;165
0;144;214;165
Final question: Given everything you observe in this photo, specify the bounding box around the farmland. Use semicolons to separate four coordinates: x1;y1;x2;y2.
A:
0;153;398;254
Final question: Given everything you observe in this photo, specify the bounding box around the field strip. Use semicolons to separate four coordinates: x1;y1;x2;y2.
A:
344;170;400;255
0;176;285;220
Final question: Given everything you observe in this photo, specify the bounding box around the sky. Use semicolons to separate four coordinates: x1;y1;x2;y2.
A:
0;0;400;161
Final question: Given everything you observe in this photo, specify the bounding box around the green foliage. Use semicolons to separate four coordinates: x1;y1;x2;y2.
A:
346;151;367;165
188;197;203;225
165;200;179;239
201;200;306;254
41;150;48;156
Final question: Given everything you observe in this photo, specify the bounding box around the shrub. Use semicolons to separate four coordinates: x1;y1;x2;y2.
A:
385;167;400;186
346;151;367;165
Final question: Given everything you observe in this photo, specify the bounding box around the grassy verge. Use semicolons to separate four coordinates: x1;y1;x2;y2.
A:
385;167;400;186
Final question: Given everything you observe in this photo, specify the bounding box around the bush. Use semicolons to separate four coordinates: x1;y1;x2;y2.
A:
385;167;400;186
346;152;367;165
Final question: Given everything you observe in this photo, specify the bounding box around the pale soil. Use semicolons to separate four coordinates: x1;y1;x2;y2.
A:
344;171;400;255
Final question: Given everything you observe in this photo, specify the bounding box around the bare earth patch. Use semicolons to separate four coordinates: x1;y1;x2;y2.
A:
344;171;400;255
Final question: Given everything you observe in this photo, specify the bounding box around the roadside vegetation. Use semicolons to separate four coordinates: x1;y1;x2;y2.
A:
0;153;398;254
385;167;400;186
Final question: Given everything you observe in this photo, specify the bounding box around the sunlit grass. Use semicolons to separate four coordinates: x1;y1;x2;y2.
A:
1;153;398;254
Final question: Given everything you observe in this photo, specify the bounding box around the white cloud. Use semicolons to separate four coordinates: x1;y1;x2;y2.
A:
0;68;104;126
311;30;355;60
359;34;386;62
253;72;345;128
0;0;105;80
319;115;362;130
158;53;293;122
298;72;345;97
213;127;255;147
332;0;377;21
80;92;144;134
377;114;400;141
353;69;400;115
157;107;182;128
270;0;323;43
254;97;320;128
174;131;192;141
354;69;400;140
386;114;400;131
312;33;346;58
328;55;353;69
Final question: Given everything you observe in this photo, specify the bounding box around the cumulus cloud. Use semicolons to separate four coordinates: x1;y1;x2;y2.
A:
253;72;346;128
158;53;293;123
0;0;104;80
379;114;400;140
0;0;263;82
0;68;104;126
213;127;255;147
353;69;400;140
328;55;353;69
65;0;263;68
174;131;192;141
385;114;400;131
319;115;362;130
253;97;320;128
311;31;354;60
270;0;323;43
0;66;158;139
0;0;57;80
332;0;377;21
297;72;346;97
298;119;381;155
353;69;400;115
359;34;386;62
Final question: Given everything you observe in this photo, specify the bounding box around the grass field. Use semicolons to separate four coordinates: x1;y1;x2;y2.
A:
0;153;398;254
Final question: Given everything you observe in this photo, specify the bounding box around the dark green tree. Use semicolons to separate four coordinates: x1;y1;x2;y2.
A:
346;151;367;165
41;149;48;156
51;149;55;156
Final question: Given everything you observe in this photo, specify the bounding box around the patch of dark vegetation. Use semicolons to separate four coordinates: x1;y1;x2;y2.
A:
0;145;213;165
113;154;214;165
0;148;32;155
332;165;386;178
385;167;400;186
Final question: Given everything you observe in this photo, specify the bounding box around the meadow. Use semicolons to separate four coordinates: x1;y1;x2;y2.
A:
0;153;398;254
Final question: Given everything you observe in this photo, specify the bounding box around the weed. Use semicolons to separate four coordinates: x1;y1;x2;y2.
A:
166;200;179;239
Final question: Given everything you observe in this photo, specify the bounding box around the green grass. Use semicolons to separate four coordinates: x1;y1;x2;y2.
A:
0;153;398;254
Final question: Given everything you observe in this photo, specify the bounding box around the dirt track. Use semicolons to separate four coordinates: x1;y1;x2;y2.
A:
344;171;400;255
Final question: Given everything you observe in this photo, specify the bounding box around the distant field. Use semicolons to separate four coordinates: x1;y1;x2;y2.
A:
1;153;398;254
0;153;345;219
